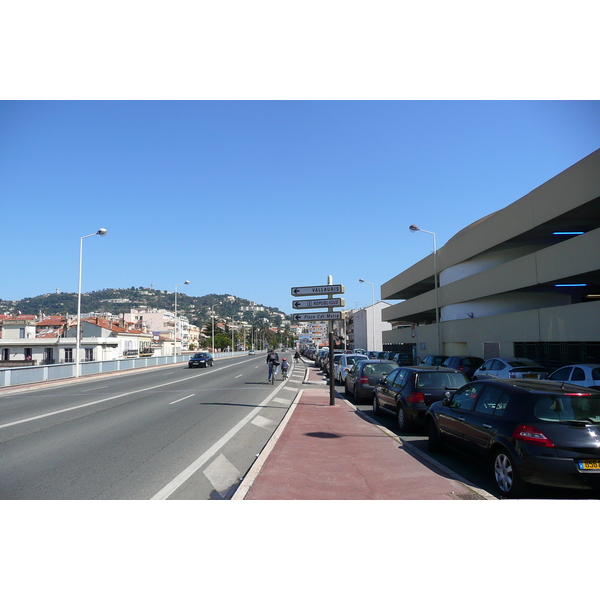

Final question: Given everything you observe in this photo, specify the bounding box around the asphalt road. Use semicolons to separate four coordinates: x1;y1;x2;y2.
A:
0;353;299;500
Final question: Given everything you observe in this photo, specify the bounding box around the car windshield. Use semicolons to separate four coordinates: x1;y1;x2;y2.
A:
416;372;469;389
534;394;600;424
194;353;209;358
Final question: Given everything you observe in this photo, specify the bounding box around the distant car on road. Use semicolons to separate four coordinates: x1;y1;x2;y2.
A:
344;360;398;400
248;349;256;355
547;364;600;390
188;352;214;368
473;357;547;380
425;379;600;498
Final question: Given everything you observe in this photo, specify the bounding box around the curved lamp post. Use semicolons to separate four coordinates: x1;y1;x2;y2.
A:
409;224;440;354
359;278;375;352
174;281;189;357
76;228;107;377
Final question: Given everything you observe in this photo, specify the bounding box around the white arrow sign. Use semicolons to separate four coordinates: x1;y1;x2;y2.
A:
291;285;344;297
293;312;342;321
292;298;345;309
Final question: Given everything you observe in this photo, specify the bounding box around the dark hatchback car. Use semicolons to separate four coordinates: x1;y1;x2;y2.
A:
373;366;470;432
426;379;600;498
440;356;484;379
344;360;398;401
188;352;214;368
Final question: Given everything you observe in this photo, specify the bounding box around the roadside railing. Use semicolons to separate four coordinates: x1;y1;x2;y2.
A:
0;350;259;389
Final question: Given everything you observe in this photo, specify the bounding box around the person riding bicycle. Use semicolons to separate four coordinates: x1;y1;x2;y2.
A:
266;349;280;382
281;357;289;378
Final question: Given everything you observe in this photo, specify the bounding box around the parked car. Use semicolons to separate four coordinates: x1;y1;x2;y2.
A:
344;360;398;400
425;379;600;498
315;348;328;368
188;352;214;368
322;350;343;377
248;349;255;355
440;356;484;379
419;355;448;366
547;364;600;390
334;353;369;384
373;366;470;432
474;357;548;380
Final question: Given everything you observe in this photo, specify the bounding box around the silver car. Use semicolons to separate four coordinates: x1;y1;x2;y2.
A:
334;354;369;384
473;357;547;380
547;364;600;390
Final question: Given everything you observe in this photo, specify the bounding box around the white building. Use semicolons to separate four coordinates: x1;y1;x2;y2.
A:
351;302;392;351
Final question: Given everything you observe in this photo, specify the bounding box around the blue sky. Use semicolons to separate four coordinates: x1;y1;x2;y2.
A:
2;3;600;317
1;100;599;315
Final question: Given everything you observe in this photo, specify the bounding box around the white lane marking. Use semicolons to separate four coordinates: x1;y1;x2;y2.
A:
234;374;243;378
203;454;241;499
0;361;245;430
151;378;287;500
169;394;195;405
251;415;276;430
273;397;291;405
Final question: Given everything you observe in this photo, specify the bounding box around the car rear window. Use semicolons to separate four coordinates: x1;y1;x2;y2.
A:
534;395;600;424
416;372;469;389
363;363;396;376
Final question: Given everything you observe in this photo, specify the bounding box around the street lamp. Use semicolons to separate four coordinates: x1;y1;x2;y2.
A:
76;228;107;377
211;302;222;354
174;281;189;357
359;278;375;352
409;224;440;354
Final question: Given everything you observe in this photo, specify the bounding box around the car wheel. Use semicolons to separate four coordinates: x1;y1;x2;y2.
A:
491;448;525;498
396;403;412;433
373;394;381;415
427;418;443;452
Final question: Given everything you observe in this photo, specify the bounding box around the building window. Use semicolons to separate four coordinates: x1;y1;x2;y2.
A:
85;348;94;362
1;348;9;361
65;348;73;363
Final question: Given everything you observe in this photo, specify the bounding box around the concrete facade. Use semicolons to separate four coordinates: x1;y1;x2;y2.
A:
381;149;600;370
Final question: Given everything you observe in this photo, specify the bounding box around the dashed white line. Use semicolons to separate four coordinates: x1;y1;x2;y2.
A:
169;394;195;405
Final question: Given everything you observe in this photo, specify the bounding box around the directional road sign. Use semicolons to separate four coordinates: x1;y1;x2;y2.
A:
292;298;345;310
293;312;342;322
291;285;344;297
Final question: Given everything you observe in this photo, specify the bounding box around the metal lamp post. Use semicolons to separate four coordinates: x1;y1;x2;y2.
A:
211;302;221;353
359;278;375;352
76;228;107;377
409;224;440;354
174;281;189;357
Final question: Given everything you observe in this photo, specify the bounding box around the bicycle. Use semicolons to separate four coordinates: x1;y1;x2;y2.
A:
268;362;278;384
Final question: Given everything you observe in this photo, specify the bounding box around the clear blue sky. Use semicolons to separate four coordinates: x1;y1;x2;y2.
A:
1;100;599;314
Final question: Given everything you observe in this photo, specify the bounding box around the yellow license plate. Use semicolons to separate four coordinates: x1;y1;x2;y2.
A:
578;460;600;470
523;374;538;379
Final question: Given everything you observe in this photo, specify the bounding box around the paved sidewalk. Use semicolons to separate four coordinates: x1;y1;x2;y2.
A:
233;362;495;500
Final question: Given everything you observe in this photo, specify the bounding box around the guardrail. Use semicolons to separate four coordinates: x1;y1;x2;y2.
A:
0;350;259;389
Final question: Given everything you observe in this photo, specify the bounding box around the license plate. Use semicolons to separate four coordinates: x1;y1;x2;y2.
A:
523;374;538;379
578;460;600;470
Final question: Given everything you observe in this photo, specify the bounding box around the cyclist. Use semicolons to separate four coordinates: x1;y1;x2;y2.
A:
266;348;280;382
281;357;289;379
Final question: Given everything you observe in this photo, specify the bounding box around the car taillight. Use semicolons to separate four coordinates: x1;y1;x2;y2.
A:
359;377;369;384
511;424;555;447
408;392;425;403
509;371;517;378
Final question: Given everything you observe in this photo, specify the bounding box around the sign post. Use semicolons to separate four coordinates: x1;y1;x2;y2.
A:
291;278;344;406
